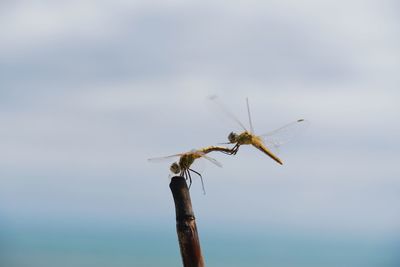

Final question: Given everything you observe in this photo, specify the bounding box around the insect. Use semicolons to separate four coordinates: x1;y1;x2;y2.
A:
148;146;232;193
208;95;308;165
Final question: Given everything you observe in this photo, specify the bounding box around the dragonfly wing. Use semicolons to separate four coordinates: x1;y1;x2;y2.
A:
201;154;223;168
259;119;309;147
246;97;255;133
147;153;182;163
207;95;248;132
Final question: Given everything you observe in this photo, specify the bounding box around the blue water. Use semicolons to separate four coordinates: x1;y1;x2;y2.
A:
0;222;398;267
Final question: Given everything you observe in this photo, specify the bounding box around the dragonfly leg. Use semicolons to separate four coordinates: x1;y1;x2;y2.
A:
189;168;206;194
217;145;236;155
221;149;234;155
186;169;193;189
231;144;240;155
214;150;231;156
181;169;191;189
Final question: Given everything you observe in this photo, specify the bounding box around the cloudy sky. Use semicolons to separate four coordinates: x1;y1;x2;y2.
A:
0;0;399;245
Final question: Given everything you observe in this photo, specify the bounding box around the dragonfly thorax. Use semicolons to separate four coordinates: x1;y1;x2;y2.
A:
236;131;253;145
178;154;196;170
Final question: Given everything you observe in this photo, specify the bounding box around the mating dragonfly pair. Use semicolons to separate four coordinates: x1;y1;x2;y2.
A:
148;96;308;193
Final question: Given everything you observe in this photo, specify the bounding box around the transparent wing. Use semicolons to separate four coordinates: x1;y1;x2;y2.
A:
147;153;182;163
201;154;223;168
246;97;255;133
259;119;309;148
207;95;248;131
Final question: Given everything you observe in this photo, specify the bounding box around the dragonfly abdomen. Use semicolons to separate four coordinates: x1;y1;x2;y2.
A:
252;142;283;165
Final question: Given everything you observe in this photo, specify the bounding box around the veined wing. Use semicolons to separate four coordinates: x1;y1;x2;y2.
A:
147;153;182;163
246;98;255;133
201;154;223;168
207;95;248;131
259;119;309;148
188;151;222;175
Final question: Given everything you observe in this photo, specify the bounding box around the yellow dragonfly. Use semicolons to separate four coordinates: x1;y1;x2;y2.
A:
148;146;232;192
208;95;308;165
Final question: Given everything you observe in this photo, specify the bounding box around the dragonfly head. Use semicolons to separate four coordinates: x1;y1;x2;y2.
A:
228;132;238;143
170;162;180;174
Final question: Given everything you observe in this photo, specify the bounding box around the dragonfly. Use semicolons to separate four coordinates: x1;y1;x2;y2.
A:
148;146;232;193
208;95;308;165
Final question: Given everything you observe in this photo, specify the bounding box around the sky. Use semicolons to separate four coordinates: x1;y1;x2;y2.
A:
0;0;400;265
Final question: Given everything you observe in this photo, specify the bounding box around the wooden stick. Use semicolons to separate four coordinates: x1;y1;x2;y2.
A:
170;176;205;267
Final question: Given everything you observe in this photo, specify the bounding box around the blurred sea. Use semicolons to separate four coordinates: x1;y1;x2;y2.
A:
1;221;398;267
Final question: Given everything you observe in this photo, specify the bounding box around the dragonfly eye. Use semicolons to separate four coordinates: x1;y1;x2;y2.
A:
170;162;180;174
228;132;238;143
